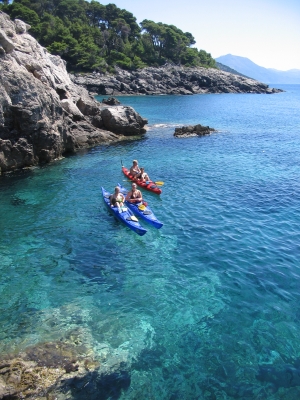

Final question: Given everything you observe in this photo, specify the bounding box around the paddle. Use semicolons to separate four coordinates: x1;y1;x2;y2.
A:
126;215;138;222
123;179;164;186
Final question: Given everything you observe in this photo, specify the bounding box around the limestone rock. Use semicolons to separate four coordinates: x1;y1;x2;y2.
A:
101;106;148;135
14;18;31;34
0;11;147;173
0;28;15;52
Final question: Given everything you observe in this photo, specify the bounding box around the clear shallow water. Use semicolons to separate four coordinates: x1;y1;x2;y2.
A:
1;85;300;398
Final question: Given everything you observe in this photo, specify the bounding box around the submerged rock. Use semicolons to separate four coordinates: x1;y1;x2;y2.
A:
0;12;147;173
0;335;131;399
174;124;216;138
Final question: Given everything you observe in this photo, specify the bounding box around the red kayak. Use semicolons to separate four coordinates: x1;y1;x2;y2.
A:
122;166;162;195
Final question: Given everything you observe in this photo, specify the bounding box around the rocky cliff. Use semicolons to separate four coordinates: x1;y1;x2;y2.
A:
0;12;147;173
71;65;283;96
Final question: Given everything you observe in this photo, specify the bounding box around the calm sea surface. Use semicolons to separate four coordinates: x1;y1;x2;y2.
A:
1;85;300;399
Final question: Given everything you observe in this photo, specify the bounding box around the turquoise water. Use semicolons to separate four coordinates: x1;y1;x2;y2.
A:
1;85;300;398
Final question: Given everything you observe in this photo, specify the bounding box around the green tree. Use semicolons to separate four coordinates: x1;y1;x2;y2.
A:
2;0;216;71
85;0;105;29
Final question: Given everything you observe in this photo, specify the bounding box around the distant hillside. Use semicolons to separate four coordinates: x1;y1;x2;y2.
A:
216;62;250;79
216;54;300;84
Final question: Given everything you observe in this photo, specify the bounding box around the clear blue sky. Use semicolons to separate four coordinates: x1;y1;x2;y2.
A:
100;0;300;71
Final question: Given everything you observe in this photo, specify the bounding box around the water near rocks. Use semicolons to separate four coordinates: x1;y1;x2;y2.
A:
1;85;300;399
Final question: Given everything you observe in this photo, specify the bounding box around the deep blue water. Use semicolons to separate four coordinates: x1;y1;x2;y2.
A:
1;84;300;399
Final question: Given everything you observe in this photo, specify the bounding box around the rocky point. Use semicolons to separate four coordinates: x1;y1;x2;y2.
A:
0;12;147;173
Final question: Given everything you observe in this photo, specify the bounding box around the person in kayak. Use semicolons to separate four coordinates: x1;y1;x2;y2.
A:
110;186;125;209
126;183;143;203
129;160;141;179
139;167;150;182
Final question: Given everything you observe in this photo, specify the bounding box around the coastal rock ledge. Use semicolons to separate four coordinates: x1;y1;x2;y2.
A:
174;124;216;138
72;66;283;96
0;12;147;173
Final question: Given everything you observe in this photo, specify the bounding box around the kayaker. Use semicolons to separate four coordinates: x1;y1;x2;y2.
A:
126;183;143;203
139;167;150;182
110;186;125;209
129;160;141;179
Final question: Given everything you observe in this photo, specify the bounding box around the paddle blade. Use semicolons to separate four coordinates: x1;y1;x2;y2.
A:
155;181;164;186
126;215;138;222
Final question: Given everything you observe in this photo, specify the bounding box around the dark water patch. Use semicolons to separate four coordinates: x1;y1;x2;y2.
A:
132;345;165;371
10;195;27;206
60;370;131;400
257;362;300;391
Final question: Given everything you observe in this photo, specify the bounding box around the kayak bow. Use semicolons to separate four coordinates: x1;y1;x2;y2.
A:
102;187;147;236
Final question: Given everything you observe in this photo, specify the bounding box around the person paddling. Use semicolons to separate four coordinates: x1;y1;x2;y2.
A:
129;159;141;179
125;183;142;203
139;167;150;182
110;186;125;209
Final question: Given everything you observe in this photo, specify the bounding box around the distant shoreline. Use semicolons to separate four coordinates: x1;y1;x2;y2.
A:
71;65;283;96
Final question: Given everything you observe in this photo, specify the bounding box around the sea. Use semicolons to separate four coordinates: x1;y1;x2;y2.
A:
1;84;300;399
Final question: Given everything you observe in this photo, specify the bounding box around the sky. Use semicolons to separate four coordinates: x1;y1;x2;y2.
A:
99;0;300;71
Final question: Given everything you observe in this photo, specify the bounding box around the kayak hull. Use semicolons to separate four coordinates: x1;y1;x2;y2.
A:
102;187;147;236
118;184;163;229
122;166;162;195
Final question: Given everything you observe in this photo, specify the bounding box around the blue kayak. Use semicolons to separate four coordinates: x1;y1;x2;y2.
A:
102;187;147;236
118;183;163;229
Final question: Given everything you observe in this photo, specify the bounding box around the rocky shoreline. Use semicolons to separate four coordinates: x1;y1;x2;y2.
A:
0;12;147;174
71;66;283;96
0;11;284;174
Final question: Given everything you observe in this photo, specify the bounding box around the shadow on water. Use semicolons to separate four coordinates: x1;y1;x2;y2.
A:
58;369;131;400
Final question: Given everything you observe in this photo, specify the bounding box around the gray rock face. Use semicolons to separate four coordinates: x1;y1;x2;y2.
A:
101;106;147;135
71;65;283;96
174;124;216;138
0;12;147;173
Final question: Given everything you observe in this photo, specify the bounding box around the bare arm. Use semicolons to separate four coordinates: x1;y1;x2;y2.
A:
125;191;131;201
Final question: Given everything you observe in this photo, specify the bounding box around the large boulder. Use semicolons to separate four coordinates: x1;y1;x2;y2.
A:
101;106;148;135
0;11;147;173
